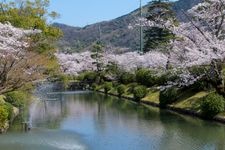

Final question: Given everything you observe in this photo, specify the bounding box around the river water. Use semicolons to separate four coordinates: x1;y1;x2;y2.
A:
0;91;225;150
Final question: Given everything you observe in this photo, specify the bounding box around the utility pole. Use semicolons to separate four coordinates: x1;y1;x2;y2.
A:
98;25;102;43
139;0;143;54
98;24;105;53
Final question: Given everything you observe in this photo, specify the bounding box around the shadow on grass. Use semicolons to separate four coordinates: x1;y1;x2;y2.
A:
173;89;208;111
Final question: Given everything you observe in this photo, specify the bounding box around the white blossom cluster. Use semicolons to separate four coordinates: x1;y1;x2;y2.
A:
56;51;168;75
0;22;41;58
188;0;225;39
170;0;225;67
56;52;96;75
170;23;225;67
106;51;168;71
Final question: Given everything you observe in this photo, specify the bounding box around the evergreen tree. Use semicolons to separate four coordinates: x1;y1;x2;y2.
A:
91;41;104;73
144;0;177;53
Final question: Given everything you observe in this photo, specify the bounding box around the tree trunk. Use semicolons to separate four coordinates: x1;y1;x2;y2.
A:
208;59;225;96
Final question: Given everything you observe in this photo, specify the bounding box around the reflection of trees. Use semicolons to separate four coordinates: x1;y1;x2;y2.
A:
29;91;225;150
31;93;67;129
97;94;161;121
77;92;225;150
76;92;108;133
93;95;107;133
158;110;225;150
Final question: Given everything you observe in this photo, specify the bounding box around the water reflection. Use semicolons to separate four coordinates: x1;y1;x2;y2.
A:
1;91;225;150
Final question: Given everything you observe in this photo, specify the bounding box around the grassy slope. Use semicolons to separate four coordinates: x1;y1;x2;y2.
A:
142;89;160;104
171;90;208;111
95;83;225;119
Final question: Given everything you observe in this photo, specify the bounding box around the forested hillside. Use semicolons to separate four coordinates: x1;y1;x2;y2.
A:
54;0;202;53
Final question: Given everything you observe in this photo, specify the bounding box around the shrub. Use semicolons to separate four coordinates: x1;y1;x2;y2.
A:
3;103;13;120
91;83;98;91
103;82;112;94
76;73;85;81
119;72;135;84
145;73;157;87
200;93;225;118
135;69;157;87
94;85;103;91
156;72;179;85
105;62;120;75
117;84;126;97
133;86;148;102
112;81;119;87
136;69;150;85
159;87;179;107
0;95;5;104
189;66;207;77
5;91;27;108
128;83;138;94
95;75;102;84
83;71;98;83
57;74;70;88
0;105;9;128
190;79;209;91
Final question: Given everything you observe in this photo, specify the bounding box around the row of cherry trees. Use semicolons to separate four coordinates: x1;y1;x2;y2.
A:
56;51;169;73
56;0;225;89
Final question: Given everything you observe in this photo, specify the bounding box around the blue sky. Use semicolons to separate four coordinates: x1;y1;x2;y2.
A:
49;0;151;27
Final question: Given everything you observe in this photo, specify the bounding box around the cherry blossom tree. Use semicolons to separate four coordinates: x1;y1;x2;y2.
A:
56;52;96;75
0;22;44;94
171;0;225;67
183;0;225;94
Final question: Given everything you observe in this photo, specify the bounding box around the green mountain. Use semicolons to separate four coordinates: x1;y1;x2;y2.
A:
54;0;202;53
